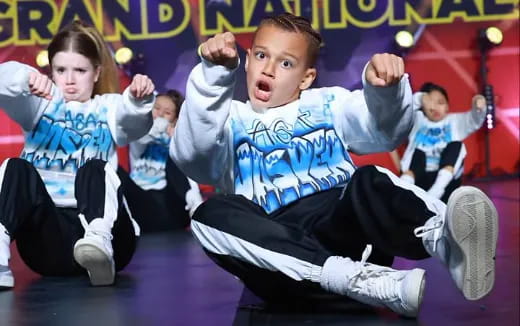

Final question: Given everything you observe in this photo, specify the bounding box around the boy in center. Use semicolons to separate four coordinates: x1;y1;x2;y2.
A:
171;13;498;317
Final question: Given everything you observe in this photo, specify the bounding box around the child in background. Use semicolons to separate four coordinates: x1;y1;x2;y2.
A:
171;13;498;317
120;90;203;232
399;82;486;202
0;20;155;288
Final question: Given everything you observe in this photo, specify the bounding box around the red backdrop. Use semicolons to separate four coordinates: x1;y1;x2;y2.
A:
1;19;518;178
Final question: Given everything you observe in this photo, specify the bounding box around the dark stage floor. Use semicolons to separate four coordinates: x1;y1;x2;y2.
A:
0;179;518;325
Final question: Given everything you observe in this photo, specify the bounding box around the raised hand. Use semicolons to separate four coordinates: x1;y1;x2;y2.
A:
198;32;239;69
129;74;155;99
472;94;486;112
365;53;405;87
28;71;53;100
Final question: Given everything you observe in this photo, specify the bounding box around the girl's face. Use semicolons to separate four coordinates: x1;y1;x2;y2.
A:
51;51;100;103
152;95;177;124
423;90;449;122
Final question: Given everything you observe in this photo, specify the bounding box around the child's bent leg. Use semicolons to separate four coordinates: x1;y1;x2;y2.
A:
343;166;498;301
0;158;73;288
428;141;466;200
400;149;426;185
192;193;425;317
73;159;136;285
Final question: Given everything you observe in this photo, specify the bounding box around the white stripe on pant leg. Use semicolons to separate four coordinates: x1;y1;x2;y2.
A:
374;166;446;217
0;159;13;265
453;143;467;179
0;159;11;195
102;164;122;229
191;220;323;283
122;196;140;236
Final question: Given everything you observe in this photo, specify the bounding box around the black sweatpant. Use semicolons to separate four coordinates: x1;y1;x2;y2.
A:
118;158;191;233
0;158;137;276
191;166;444;303
408;141;465;202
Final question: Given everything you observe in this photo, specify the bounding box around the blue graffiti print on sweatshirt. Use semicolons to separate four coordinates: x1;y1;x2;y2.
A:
414;124;453;170
414;125;453;147
233;100;355;214
140;137;170;166
21;101;113;172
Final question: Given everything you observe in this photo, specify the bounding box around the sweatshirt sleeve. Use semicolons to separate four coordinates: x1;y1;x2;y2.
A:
448;106;485;140
0;61;54;131
106;87;154;146
170;59;236;185
334;66;414;154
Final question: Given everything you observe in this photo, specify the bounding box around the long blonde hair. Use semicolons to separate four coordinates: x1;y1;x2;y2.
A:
48;20;119;95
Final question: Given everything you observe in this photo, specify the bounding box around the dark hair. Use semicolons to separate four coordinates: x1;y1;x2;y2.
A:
48;20;119;96
420;82;449;102
258;13;322;67
158;89;184;118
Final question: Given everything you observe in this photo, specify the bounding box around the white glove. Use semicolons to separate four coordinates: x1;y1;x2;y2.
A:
149;117;170;137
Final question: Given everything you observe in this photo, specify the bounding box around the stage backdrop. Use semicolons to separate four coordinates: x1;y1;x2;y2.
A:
0;0;518;177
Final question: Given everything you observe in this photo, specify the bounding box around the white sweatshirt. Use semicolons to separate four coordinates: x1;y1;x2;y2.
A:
129;117;171;190
0;61;154;207
171;59;413;213
400;92;485;174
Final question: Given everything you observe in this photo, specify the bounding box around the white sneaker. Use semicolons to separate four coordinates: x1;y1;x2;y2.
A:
415;186;498;300
0;265;14;289
74;218;115;286
321;246;426;317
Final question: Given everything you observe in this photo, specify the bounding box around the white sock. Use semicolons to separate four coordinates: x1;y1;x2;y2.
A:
427;169;454;199
0;223;11;266
400;174;415;185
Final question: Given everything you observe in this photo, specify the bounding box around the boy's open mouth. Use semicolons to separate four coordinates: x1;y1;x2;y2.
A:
254;80;272;102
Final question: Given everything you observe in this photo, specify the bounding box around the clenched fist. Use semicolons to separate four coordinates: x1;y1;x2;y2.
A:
129;74;155;99
365;53;405;87
28;71;53;100
198;32;239;69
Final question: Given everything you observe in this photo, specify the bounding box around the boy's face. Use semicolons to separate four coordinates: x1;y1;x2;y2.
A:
245;24;316;109
423;90;449;122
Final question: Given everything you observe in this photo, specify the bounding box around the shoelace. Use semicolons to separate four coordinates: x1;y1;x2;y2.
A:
347;245;400;301
78;214;113;241
413;216;444;252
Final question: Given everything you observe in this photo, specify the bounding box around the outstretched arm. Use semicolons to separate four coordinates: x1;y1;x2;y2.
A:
170;32;238;185
449;94;486;140
336;53;413;154
109;74;155;146
0;61;57;131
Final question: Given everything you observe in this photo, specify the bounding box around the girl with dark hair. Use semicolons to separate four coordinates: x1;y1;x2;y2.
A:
120;89;203;233
0;20;155;288
399;82;486;202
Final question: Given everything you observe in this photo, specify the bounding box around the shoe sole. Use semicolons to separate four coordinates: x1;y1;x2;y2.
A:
447;186;498;300
74;242;115;286
401;268;426;318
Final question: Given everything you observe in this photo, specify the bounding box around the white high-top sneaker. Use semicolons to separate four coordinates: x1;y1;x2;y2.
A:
74;217;115;286
321;245;426;317
0;224;13;289
414;186;498;300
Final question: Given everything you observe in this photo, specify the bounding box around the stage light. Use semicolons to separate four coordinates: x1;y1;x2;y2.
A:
395;30;414;48
114;47;133;65
36;50;49;67
485;26;503;45
483;84;496;129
